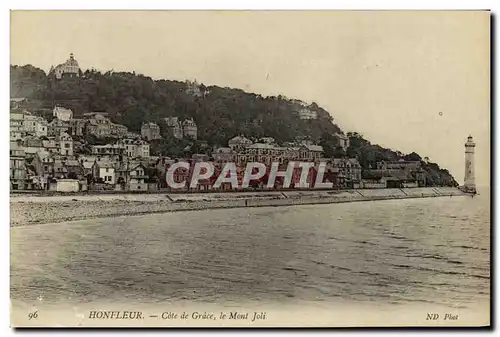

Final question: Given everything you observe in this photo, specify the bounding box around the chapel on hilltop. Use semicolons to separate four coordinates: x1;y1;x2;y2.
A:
49;53;81;79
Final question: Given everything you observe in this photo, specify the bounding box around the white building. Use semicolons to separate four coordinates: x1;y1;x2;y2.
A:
259;137;276;144
125;131;141;139
335;133;350;151
110;123;128;138
86;113;112;138
298;107;318;120
33;150;54;178
91;144;125;156
47;118;70;136
119;140;135;158
35;119;48;137
51;53;81;80
163;117;198;140
23;114;37;134
10;111;25;141
235;142;324;166
92;161;116;185
42;138;59;154
213;147;236;163
185;79;204;97
24;115;48;137
23;136;44;157
134;140;150;158
464;135;476;193
10;97;27;110
10;140;26;190
117;139;150;158
141;122;161;141
329;158;362;185
56;179;79;192
128;163;149;191
81;161;95;176
53;106;73;121
57;132;74;156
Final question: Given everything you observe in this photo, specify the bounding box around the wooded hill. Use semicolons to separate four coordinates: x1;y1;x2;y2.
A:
10;64;458;187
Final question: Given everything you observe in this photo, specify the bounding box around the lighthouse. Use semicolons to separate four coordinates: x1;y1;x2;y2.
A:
464;135;476;193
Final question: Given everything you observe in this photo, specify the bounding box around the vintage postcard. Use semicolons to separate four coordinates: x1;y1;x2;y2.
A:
9;10;490;327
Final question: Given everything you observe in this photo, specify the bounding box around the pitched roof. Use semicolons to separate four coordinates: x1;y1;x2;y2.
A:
248;143;275;149
95;161;115;168
65;159;81;167
303;144;323;152
129;163;147;170
215;147;233;153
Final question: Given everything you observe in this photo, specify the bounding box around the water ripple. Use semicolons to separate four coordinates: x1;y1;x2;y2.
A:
10;194;490;309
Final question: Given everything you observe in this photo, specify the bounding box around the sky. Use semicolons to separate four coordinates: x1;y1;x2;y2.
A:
10;10;490;186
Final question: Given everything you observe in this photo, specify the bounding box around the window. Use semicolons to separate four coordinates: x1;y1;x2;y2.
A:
106;168;109;172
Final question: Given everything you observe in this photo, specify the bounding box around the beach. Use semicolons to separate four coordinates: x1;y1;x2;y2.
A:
10;187;467;227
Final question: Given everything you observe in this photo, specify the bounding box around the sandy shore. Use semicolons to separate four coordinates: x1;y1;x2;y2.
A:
10;187;466;227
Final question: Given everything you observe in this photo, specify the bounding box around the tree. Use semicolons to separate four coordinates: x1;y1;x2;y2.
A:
319;132;338;158
404;152;423;162
331;146;346;158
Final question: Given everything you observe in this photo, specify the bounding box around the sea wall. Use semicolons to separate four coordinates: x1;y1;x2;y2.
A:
10;187;468;227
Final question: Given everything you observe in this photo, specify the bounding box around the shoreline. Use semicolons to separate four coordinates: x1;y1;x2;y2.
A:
10;187;468;227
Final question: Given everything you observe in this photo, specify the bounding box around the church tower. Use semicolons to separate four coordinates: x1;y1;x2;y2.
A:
464;135;476;193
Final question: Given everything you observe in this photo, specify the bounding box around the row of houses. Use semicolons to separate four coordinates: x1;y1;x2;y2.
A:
226;133;349;153
362;160;426;188
10;108;133;141
12;104;199;143
11;143;424;192
12;144;162;192
9;100;197;192
214;143;325;166
91;139;150;158
11;138;363;192
216;135;325;163
213;135;425;189
212;135;364;188
10;100;424;191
